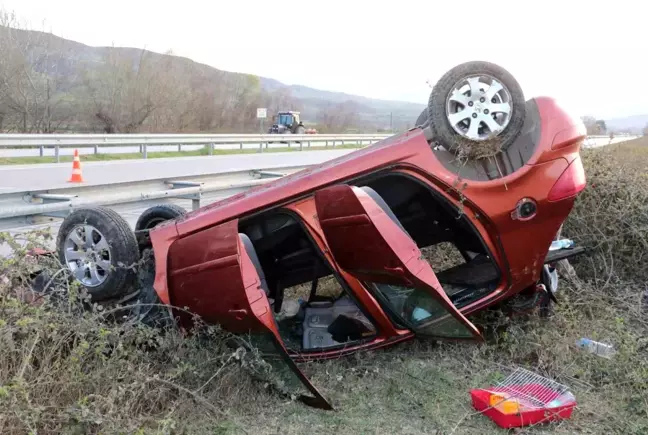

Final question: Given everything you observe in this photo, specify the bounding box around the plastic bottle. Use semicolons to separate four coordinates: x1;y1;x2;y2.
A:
550;239;575;250
576;338;616;358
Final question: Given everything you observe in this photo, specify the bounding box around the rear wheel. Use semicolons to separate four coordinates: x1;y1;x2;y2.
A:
135;204;186;248
427;61;525;156
57;207;140;301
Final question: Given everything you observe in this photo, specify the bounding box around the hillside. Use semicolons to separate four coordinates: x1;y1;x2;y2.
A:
0;24;425;134
3;23;645;136
605;114;648;134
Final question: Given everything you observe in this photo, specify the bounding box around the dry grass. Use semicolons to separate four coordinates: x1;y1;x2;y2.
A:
1;138;647;434
0;144;365;166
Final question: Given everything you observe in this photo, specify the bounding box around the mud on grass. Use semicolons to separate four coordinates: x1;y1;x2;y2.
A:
1;139;648;433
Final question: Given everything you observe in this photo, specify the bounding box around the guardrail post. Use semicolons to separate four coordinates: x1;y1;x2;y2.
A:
143;144;148;159
139;145;143;153
94;144;98;154
55;145;60;163
208;143;214;155
332;140;336;148
259;142;263;153
325;141;328;147
178;144;182;152
240;142;243;150
299;142;303;151
39;146;44;157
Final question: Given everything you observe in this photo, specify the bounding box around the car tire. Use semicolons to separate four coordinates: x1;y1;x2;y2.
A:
135;204;186;248
427;61;526;156
57;207;140;301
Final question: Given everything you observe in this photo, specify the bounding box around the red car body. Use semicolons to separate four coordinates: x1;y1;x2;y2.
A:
148;96;587;409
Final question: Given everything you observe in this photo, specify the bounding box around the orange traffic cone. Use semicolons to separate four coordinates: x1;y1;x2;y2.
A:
68;149;84;183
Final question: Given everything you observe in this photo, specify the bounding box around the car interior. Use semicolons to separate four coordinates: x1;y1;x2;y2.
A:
239;212;378;353
358;172;501;308
237;172;500;352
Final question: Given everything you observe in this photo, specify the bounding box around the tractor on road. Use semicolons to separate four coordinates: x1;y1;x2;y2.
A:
268;111;316;134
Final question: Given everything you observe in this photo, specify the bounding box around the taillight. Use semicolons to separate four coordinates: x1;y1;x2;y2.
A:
548;156;586;202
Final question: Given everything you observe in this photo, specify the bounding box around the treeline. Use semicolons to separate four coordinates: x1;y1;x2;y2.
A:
0;10;363;134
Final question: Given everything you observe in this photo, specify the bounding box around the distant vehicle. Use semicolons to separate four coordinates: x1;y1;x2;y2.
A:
46;61;588;410
268;111;317;134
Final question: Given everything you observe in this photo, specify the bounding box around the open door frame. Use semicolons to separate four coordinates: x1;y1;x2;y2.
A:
314;184;483;340
167;219;333;410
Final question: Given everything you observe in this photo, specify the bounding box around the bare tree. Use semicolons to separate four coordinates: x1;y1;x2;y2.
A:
316;100;359;133
581;115;607;136
0;10;79;133
85;47;174;133
0;7;307;134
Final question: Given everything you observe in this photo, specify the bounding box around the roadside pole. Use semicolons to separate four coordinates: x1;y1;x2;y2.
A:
257;107;267;152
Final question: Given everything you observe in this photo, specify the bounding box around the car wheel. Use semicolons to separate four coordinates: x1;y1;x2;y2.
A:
135;204;186;248
427;61;525;156
57;207;140;301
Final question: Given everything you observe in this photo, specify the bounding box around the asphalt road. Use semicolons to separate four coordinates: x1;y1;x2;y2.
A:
0;149;354;193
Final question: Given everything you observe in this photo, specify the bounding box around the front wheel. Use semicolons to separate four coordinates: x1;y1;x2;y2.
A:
57;207;140;301
427;61;526;157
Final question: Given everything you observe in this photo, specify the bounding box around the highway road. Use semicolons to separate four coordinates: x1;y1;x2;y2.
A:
0;149;354;193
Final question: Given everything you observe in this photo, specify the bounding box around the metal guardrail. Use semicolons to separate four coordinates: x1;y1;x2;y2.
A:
0;133;391;161
0;168;304;232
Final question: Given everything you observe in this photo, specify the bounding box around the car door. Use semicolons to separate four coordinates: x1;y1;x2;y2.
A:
167;219;333;410
314;184;483;340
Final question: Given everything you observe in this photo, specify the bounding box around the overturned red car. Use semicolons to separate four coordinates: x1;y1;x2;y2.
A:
54;61;587;409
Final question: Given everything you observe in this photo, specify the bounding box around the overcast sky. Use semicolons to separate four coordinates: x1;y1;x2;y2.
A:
2;0;644;119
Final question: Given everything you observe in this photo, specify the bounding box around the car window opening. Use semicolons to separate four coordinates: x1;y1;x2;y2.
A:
239;211;377;353
358;173;501;309
366;282;477;339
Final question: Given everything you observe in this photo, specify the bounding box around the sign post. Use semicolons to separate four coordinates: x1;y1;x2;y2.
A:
257;108;267;132
257;108;267;152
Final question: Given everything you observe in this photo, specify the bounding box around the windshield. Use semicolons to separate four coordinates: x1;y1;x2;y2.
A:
367;282;475;338
278;114;294;126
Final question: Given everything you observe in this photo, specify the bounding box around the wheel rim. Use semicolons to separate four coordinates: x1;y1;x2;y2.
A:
445;74;513;141
63;224;112;287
